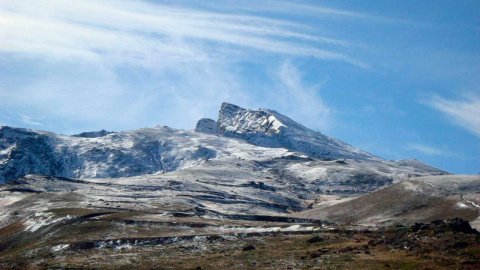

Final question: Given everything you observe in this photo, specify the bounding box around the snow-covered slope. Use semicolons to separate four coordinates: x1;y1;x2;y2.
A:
0;125;293;184
215;103;379;160
0;124;446;185
0;103;448;185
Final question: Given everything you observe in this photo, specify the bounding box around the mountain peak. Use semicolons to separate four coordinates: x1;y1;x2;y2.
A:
216;103;379;160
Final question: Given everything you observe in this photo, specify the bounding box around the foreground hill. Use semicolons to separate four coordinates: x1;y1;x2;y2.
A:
297;175;480;229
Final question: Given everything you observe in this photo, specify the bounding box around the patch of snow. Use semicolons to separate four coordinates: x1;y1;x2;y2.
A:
401;181;422;192
0;196;24;206
23;212;67;232
456;202;469;209
51;244;69;252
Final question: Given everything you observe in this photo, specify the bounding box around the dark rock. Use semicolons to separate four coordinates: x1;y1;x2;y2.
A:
453;242;469;249
411;223;430;232
73;129;114;138
447;218;479;234
242;245;256;252
307;236;324;244
396;229;409;238
245;181;275;191
431;219;444;225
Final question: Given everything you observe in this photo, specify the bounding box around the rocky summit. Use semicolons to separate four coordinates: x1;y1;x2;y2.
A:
0;103;479;269
215;103;378;160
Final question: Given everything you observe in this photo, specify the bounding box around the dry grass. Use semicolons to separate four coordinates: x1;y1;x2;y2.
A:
1;224;478;269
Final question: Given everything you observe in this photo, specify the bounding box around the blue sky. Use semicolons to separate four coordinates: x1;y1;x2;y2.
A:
0;0;479;174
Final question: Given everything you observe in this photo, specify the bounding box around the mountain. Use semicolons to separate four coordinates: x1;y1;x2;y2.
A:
0;103;446;185
0;102;478;269
0;125;290;184
200;103;379;160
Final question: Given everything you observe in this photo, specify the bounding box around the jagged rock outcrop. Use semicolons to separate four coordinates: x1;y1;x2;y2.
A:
195;118;217;134
217;103;379;160
73;129;114;138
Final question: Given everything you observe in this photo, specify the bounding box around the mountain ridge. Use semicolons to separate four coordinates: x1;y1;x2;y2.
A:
0;103;446;185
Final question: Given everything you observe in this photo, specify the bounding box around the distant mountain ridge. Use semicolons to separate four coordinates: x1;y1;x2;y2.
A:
0;103;447;184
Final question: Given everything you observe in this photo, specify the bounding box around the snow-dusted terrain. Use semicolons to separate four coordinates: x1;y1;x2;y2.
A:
0;102;452;225
0;103;478;268
0;103;446;184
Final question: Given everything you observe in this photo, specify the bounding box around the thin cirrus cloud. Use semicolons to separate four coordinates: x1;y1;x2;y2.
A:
20;115;42;126
0;0;366;133
426;93;480;138
272;61;330;130
0;0;364;67
201;0;367;19
405;143;448;156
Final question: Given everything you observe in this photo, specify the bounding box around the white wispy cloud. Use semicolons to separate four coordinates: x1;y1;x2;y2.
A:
200;0;368;19
405;143;447;156
0;0;364;67
0;0;368;133
20;115;42;126
270;61;330;130
426;93;480;138
203;0;412;26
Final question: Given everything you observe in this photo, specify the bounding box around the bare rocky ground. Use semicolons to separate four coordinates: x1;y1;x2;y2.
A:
0;165;477;269
0;212;479;269
0;174;479;269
